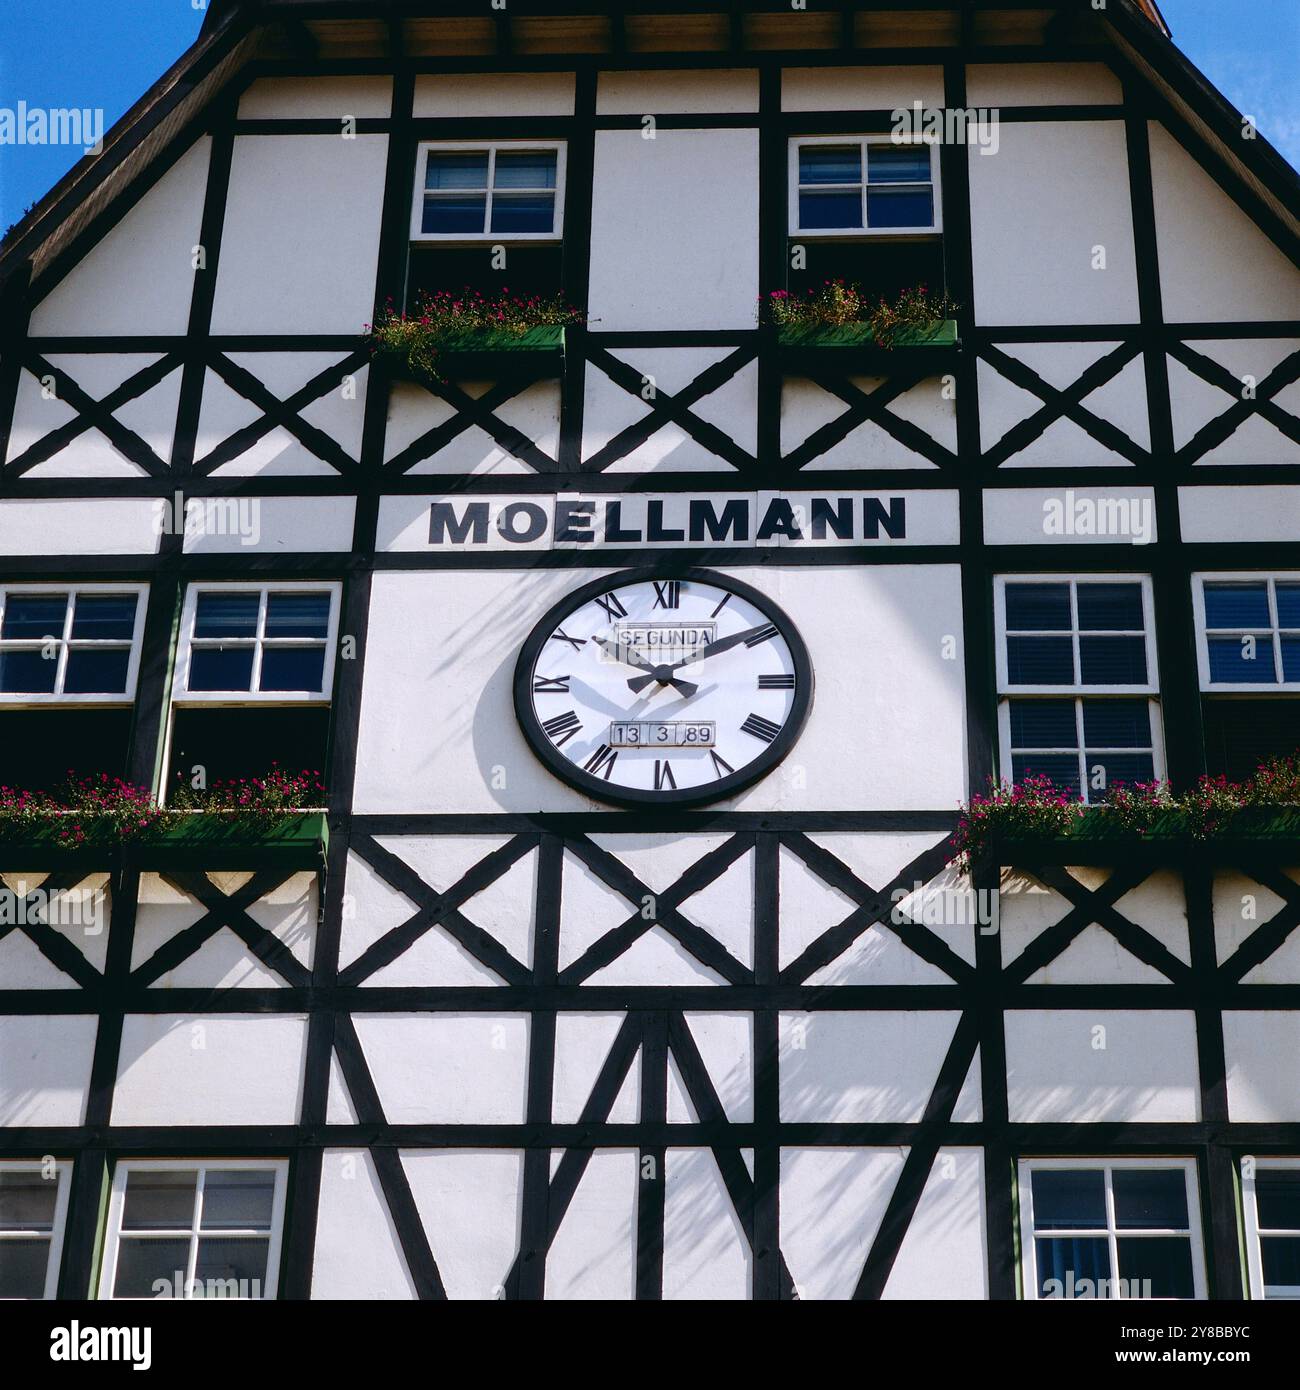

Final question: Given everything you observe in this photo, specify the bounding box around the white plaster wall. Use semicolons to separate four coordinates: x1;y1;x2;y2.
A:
312;1149;416;1300
352;564;968;814
779;1011;961;1121
413;73;575;117
587;129;759;332
29;138;211;336
385;379;560;474
781;66;944;111
597;69;758;114
1214;870;1300;983
110;1013;308;1124
1224;1012;1300;1120
210;134;388;335
983;485;1157;545
238;76;394;119
781;375;955;470
0;498;161;554
967;121;1140;326
0;874;109;986
544;1148;638;1299
1179;484;1300;542
352;1013;529;1123
965;62;1122;107
1004;1009;1200;1122
181;495;356;552
882;1148;988;1299
0;1015;97;1125
1148;122;1300;323
663;1148;752;1299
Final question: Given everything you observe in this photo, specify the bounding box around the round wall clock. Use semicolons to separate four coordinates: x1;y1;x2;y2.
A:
513;567;813;807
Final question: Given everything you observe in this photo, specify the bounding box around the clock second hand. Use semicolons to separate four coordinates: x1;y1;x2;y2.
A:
592;635;699;698
625;622;773;693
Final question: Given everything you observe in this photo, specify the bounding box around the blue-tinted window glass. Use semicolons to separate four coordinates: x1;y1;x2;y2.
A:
1006;635;1074;684
1011;753;1081;795
1207;635;1276;683
71;594;137;641
188;648;255;692
493;150;557;189
490;193;556;235
1277;583;1300;628
122;1172;197;1230
1281;638;1300;683
1036;1237;1111;1297
1204;582;1269;628
201;1172;275;1232
1032;1169;1107;1229
0;651;57;693
1010;698;1077;748
1079;635;1147;685
2;594;67;640
799;145;861;185
424;151;488;190
798;190;862;229
1261;1237;1300;1292
1256;1171;1300;1229
422;194;487;235
867;143;930;183
1005;583;1071;631
1077;582;1143;631
1082;698;1151;748
1112;1168;1189;1229
194;593;259;640
1088;752;1156;792
264;593;330;640
63;649;131;694
259;647;326;693
867;188;934;228
1116;1237;1195;1298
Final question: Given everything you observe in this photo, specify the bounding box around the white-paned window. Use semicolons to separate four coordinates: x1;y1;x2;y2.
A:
995;575;1163;801
411;141;566;242
1193;574;1300;691
0;1161;71;1299
788;136;940;236
174;583;340;703
1243;1159;1300;1299
1019;1158;1206;1300
0;585;146;703
99;1161;288;1300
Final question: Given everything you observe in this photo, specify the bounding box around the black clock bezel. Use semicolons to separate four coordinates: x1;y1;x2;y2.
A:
513;566;814;808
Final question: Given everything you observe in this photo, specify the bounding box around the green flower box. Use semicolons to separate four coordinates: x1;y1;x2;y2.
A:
777;318;958;349
0;811;328;871
424;324;566;353
377;324;567;382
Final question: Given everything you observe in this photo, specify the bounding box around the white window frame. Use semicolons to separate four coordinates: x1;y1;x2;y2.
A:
98;1159;288;1301
0;583;147;706
410;140;567;244
994;574;1164;800
788;134;942;238
0;1159;72;1300
173;581;341;706
1193;572;1300;693
1242;1157;1300;1300
1019;1157;1207;1301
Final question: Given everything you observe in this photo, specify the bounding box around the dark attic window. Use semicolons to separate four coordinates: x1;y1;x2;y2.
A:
406;141;566;310
786;137;946;303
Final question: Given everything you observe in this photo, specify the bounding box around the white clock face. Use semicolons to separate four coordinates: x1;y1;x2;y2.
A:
515;570;813;806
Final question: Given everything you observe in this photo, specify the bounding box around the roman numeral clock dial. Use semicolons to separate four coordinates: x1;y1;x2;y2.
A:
514;568;814;806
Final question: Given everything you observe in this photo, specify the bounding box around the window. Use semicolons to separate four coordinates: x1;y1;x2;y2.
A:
99;1161;287;1300
995;576;1162;801
175;584;339;703
789;137;940;236
0;584;146;703
1243;1160;1300;1299
1019;1159;1206;1300
0;1161;71;1299
411;142;565;242
1193;574;1300;778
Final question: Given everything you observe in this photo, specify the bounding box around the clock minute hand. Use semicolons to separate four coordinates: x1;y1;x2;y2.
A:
593;635;699;698
625;622;773;692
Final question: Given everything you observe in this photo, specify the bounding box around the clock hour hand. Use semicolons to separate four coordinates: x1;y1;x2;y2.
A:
593;636;698;698
626;622;775;691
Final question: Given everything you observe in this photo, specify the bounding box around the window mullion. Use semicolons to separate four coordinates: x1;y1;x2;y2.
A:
187;1167;206;1299
1104;1167;1122;1299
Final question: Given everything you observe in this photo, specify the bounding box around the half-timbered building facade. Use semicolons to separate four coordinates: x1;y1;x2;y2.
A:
1;0;1299;1301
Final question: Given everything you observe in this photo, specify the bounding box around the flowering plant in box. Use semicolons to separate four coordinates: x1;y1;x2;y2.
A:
0;774;164;846
368;287;584;377
168;765;327;829
763;280;958;349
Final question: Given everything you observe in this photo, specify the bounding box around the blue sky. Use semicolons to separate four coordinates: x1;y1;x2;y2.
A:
0;0;1298;232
